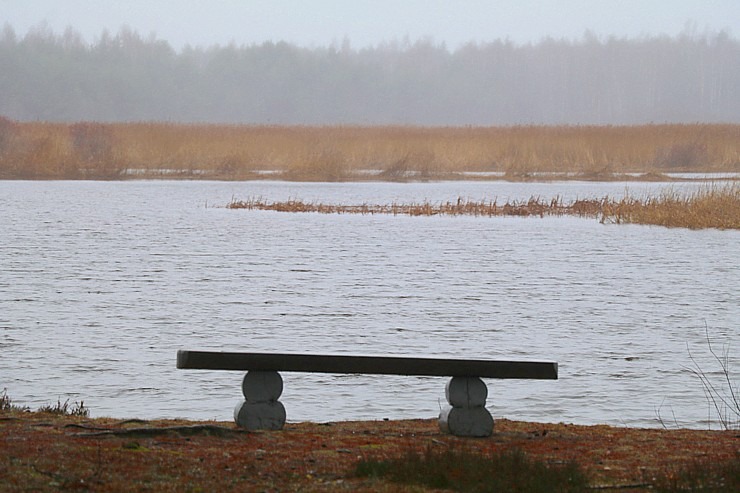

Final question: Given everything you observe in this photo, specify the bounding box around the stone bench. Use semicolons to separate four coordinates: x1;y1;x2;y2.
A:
176;350;558;437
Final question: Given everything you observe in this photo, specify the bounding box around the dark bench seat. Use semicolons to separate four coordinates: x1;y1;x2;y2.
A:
177;350;558;437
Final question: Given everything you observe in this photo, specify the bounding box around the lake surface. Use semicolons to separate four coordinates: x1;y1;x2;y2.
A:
1;179;738;429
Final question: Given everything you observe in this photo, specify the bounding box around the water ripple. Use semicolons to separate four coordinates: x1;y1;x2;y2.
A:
1;180;738;428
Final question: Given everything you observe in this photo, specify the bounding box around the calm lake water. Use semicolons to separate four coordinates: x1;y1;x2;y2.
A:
1;179;738;429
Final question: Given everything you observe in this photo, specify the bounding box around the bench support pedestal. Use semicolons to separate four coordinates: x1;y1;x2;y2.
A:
438;376;493;437
233;371;286;430
232;371;493;437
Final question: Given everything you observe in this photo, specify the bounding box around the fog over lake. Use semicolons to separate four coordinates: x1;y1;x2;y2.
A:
1;179;737;428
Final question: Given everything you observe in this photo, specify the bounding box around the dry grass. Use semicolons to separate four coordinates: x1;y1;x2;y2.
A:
229;185;740;230
356;446;589;492
601;184;740;229
1;119;738;180
228;196;606;218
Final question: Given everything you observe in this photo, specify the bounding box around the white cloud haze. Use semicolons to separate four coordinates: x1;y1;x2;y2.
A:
1;0;738;49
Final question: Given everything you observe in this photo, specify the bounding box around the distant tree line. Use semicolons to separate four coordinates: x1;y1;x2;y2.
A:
1;24;738;125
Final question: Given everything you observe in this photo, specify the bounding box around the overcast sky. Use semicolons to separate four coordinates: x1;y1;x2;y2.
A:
2;0;738;49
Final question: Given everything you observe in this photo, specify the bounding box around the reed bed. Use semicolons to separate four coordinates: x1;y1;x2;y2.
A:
601;184;740;229
229;185;740;230
227;196;606;218
1;119;738;180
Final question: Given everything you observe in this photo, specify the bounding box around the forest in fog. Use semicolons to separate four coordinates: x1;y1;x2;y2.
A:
1;25;738;125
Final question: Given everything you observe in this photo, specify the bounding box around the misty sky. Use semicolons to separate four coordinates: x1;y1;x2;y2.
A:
2;0;738;49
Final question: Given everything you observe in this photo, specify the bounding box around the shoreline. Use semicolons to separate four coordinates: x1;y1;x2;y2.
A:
2;410;737;491
1;171;738;182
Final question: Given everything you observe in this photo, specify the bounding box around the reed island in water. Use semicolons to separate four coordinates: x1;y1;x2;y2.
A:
1;119;738;229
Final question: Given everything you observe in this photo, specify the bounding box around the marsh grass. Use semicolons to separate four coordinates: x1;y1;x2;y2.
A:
37;398;89;417
355;446;589;492
0;120;738;180
2;390;87;417
601;183;740;229
228;187;739;230
0;388;30;413
228;196;606;218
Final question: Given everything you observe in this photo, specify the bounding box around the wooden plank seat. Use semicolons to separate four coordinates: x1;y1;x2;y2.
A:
177;350;558;437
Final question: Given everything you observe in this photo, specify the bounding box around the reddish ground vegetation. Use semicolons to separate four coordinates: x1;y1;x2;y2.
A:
1;411;737;492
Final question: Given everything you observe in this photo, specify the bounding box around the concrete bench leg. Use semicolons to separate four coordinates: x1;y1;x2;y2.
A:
438;376;493;437
234;370;286;431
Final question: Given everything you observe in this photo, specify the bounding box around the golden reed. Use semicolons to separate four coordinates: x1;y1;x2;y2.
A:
0;119;738;180
601;184;740;229
229;184;740;230
227;196;605;218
